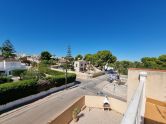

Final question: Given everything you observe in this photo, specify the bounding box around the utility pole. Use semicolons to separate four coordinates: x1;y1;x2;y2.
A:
65;59;68;89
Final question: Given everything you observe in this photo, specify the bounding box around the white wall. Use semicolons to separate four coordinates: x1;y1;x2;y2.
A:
74;61;87;72
127;68;166;103
0;61;26;71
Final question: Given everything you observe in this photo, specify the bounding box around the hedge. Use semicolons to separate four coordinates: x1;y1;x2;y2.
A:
38;66;64;76
12;69;27;77
0;77;13;84
45;69;64;76
0;73;76;105
0;79;38;104
46;73;76;87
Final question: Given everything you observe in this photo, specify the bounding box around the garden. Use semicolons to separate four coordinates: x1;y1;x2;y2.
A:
0;64;76;105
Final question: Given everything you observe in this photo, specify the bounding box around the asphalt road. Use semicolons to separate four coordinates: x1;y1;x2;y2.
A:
0;75;109;124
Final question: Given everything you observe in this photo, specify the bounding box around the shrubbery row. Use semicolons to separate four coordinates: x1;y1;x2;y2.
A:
44;68;64;76
0;73;76;105
38;64;64;76
12;69;27;77
0;77;13;84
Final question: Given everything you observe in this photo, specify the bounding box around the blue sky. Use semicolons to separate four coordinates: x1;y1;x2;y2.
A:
0;0;166;61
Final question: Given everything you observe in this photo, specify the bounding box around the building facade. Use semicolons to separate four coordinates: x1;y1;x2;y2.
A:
74;60;87;72
0;60;26;76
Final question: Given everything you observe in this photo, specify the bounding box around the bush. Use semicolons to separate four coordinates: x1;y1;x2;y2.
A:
46;73;76;87
0;79;38;104
21;69;45;80
45;69;64;76
38;63;64;75
0;77;13;84
12;69;27;77
0;73;76;105
37;79;54;91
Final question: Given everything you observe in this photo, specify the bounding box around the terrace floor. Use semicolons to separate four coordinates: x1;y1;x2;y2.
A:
70;107;123;124
144;98;166;124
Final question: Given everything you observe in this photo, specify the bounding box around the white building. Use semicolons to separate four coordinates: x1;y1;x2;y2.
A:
0;60;26;76
74;60;87;72
27;55;40;63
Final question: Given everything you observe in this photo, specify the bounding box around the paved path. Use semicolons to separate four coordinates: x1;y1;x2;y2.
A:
0;75;127;124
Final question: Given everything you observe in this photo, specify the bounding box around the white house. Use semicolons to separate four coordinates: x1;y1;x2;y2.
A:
74;60;87;72
27;56;40;63
0;60;26;76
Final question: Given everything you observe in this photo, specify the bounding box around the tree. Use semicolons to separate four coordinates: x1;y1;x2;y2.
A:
158;55;166;63
95;50;117;68
40;51;52;61
84;54;93;62
65;46;74;69
133;61;143;68
116;61;134;75
158;54;166;69
0;40;16;58
84;50;117;70
75;54;83;60
19;57;31;66
141;57;159;69
66;45;72;60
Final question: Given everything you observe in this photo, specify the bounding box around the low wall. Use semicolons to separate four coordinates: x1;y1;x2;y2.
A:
127;68;166;103
76;72;105;79
85;95;127;114
76;72;90;79
48;96;85;124
91;71;105;78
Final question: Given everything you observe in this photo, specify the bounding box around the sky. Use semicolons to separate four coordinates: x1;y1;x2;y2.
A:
0;0;166;61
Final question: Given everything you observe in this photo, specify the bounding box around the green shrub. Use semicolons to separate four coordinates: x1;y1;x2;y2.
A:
0;73;76;105
45;69;64;76
0;77;13;84
12;69;27;77
37;79;54;91
0;79;38;104
38;63;64;75
46;73;76;87
21;69;45;80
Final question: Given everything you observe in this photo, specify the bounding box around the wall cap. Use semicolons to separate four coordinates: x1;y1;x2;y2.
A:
128;68;166;72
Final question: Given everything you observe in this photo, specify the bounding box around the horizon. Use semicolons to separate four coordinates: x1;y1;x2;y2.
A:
0;0;166;61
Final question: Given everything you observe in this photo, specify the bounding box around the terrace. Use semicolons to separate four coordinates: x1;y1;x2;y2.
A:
70;108;123;124
48;95;126;124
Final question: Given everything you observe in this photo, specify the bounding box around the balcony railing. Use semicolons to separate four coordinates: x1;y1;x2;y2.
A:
121;72;147;124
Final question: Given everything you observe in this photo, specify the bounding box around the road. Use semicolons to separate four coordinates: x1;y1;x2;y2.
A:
0;75;112;124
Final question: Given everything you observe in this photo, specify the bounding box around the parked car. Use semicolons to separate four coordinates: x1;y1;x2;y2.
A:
105;70;119;82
